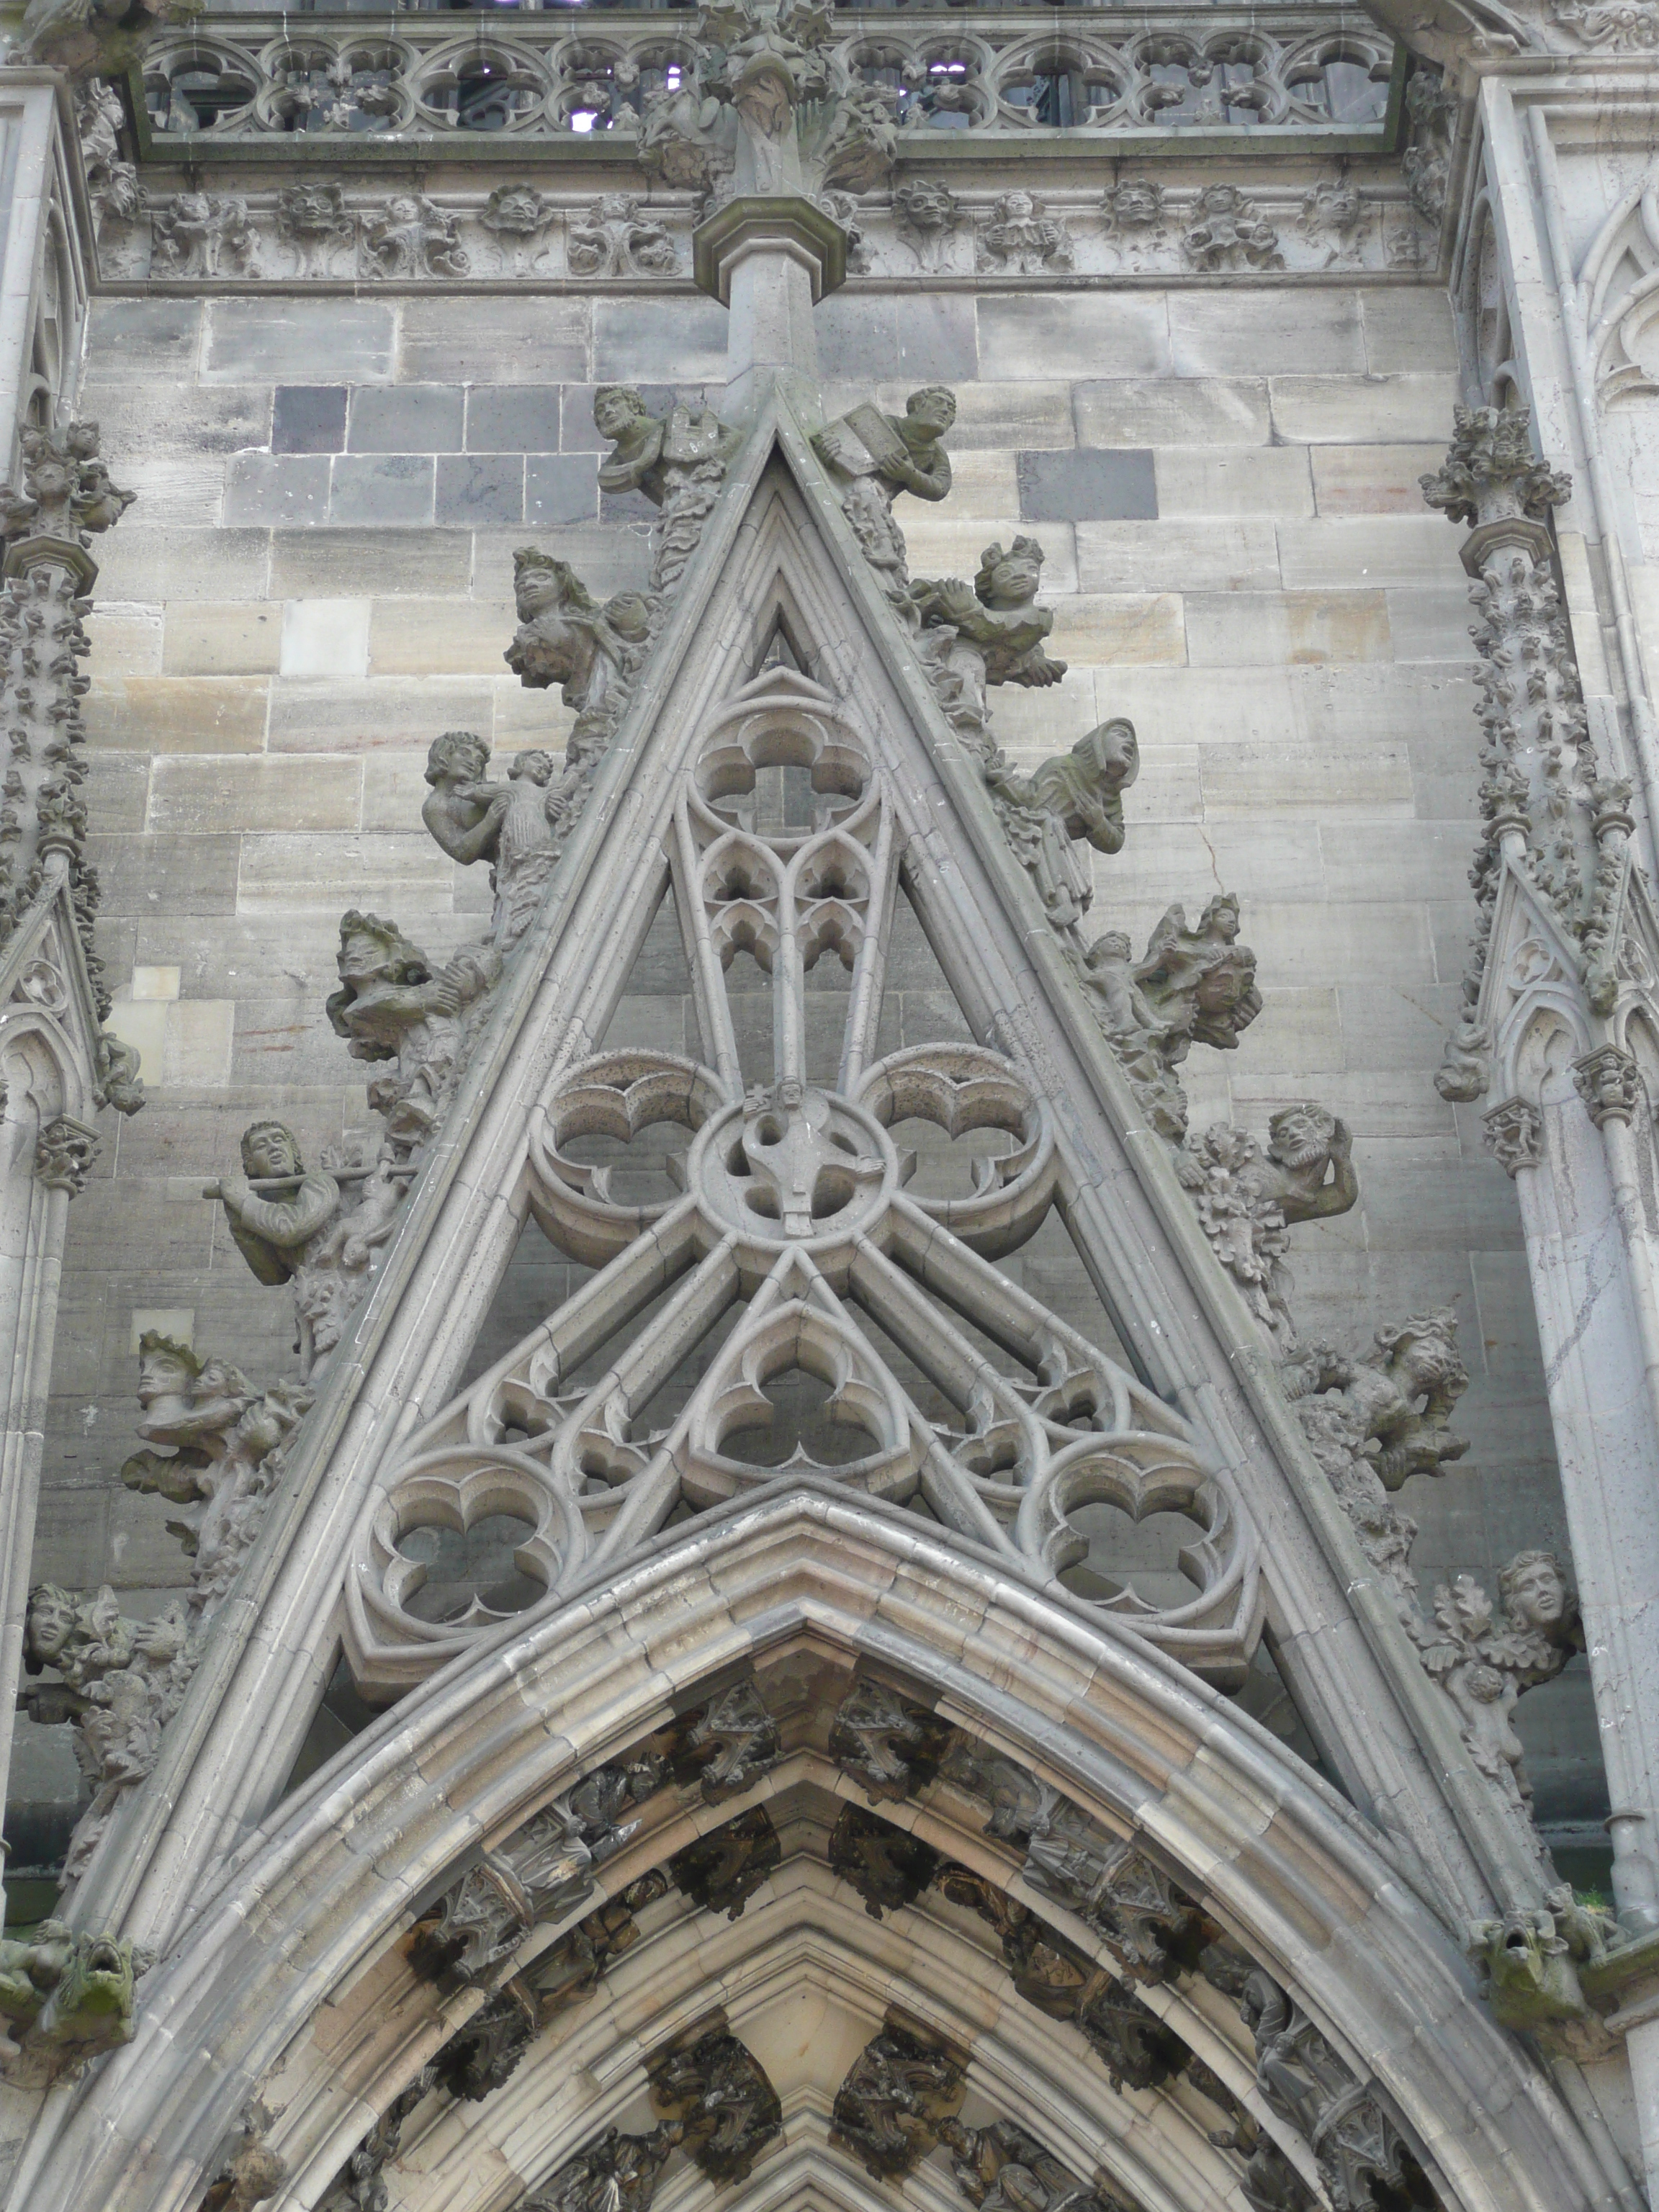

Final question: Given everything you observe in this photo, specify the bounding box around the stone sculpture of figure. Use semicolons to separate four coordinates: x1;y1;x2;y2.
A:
894;179;963;269
593;385;746;590
1078;929;1189;1141
976;191;1074;274
0;1918;139;2078
1415;1552;1582;1825
638;77;731;198
1179;1105;1357;1347
987;717;1139;931
0;421;133;547
938;2118;1111;2212
421;728;495;868
423;732;561;950
216;1120;404;1375
20;1583;202;1880
1237;1971;1416;2212
830;2025;963;2179
120;1332;314;1614
326;911;500;1155
94;1030;145;1115
529;2125;684;2212
506;548;655;739
1182;183;1283;273
649;2027;783;2184
812;387;956;601
362;194;469;279
814;77;902;194
697;0;832;181
567;194;679;278
1282;1306;1470;1491
912;537;1067;710
1136;893;1263;1055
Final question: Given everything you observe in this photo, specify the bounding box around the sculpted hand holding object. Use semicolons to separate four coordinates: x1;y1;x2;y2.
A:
814;386;956;601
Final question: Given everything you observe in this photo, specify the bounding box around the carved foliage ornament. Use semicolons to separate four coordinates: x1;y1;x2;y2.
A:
648;2027;783;2184
830;2020;966;2178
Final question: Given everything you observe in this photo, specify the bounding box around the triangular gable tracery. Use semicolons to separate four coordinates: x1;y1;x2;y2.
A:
50;393;1545;1987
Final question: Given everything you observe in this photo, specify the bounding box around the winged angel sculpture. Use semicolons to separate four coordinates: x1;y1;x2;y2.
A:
342;668;1261;1698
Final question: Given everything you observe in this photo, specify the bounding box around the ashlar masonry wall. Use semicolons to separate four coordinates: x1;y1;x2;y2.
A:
6;271;1599;1857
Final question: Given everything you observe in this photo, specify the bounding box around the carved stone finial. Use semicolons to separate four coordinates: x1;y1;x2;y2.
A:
1483;1096;1542;1174
1573;1043;1642;1125
1420;405;1570;536
1;422;134;554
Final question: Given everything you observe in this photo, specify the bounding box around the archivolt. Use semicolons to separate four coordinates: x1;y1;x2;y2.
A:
23;1488;1604;2212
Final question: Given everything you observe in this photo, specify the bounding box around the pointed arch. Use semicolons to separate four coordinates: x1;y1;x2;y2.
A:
25;1491;1608;2212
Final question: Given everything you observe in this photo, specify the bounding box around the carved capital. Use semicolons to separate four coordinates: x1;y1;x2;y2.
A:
1573;1044;1643;1126
1421;406;1570;541
1483;1097;1542;1176
34;1115;99;1194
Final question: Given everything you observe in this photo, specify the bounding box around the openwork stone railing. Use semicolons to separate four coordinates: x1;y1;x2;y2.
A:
136;6;1395;147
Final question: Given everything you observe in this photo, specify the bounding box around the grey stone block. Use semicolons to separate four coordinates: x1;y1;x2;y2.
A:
91;385;272;465
271;528;471;598
979;295;1169;380
526;454;600;527
1168;290;1364;377
329;454;436;526
813;294;977;382
206;299;395;384
224;453;332;528
472;524;649;598
593;298;731;382
273;386;348;455
82;298;202;376
1362;289;1460;374
85;832;241;917
1018;448;1156;523
349;384;466;454
436;453;525;527
94;527;272;603
400;295;589;383
467;385;564;453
